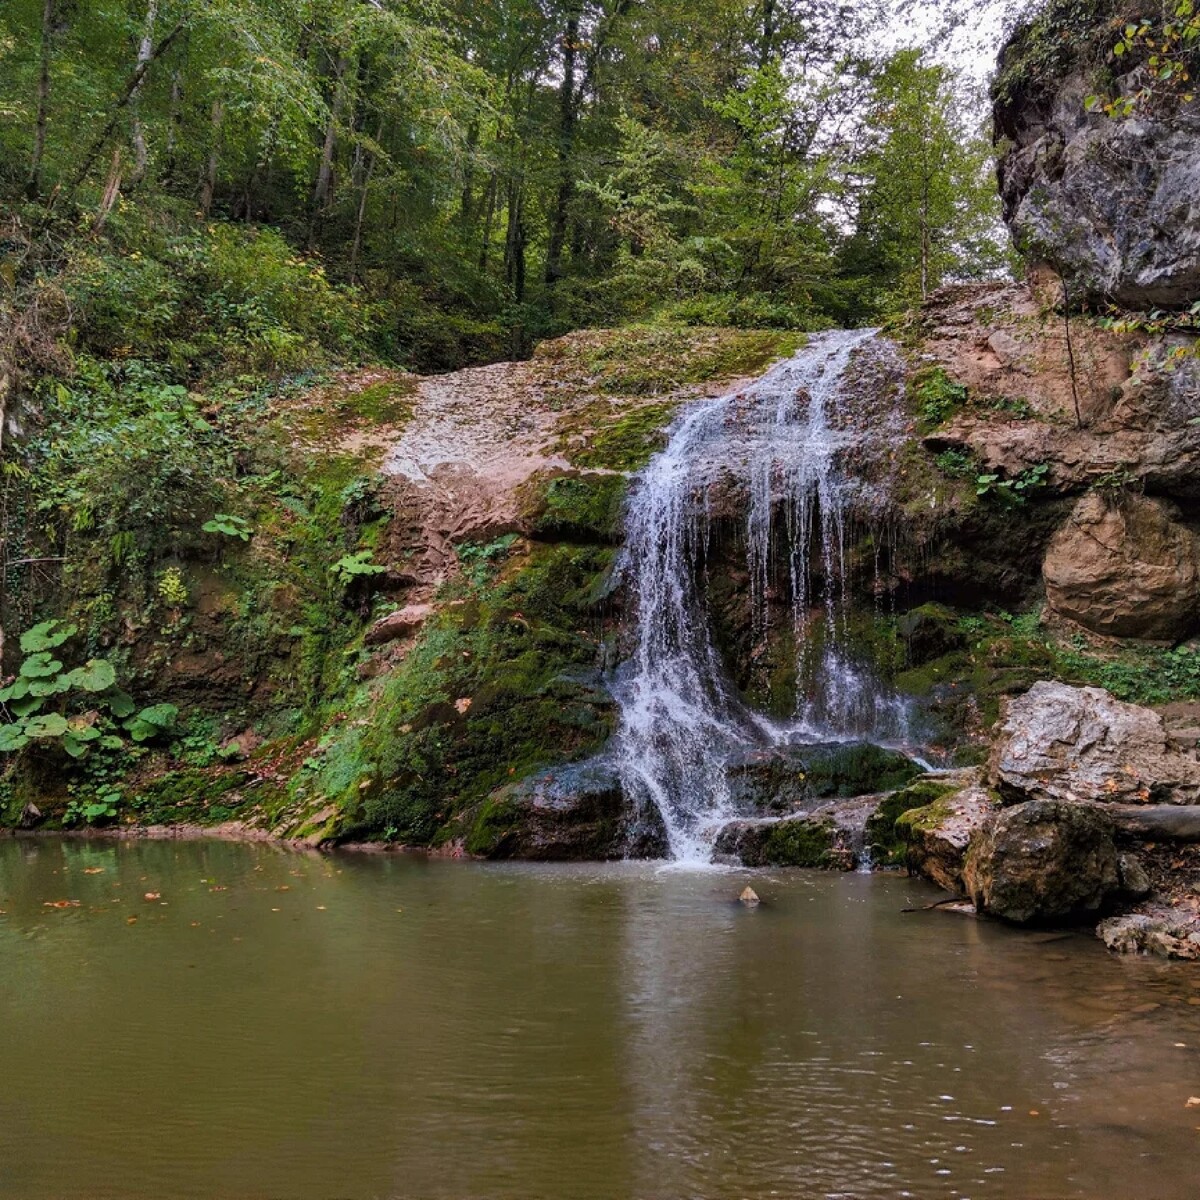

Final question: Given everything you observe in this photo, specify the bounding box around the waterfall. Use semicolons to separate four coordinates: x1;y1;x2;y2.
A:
610;330;908;863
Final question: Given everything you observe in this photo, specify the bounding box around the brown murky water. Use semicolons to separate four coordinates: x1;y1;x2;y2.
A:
2;837;1199;1200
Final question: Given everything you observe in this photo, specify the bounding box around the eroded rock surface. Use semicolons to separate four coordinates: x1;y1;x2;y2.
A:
994;22;1200;308
1042;492;1199;640
990;682;1200;805
896;782;999;893
964;799;1121;924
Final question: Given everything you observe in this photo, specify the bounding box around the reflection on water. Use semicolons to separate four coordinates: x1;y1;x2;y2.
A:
2;837;1199;1200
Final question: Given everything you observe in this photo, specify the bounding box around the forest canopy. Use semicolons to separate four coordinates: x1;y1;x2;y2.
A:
0;0;1010;370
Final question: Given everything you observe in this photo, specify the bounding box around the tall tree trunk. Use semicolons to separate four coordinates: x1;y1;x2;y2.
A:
26;0;56;200
66;17;186;195
759;0;776;68
129;0;159;187
349;116;385;284
92;148;123;232
199;100;223;216
310;55;351;242
504;175;527;302
162;66;184;186
478;173;498;273
544;3;581;288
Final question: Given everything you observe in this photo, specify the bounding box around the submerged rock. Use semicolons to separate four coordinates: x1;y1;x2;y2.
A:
1043;492;1199;641
895;783;999;893
964;799;1121;924
990;682;1200;806
739;886;760;906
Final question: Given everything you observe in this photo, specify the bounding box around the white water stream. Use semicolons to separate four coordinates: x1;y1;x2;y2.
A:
611;330;910;863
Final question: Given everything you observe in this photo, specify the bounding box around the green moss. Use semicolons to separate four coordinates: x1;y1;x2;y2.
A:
129;768;253;825
464;793;522;856
865;779;958;865
910;365;968;432
567;325;805;396
566;401;681;471
761;817;838;867
526;473;628;543
302;542;617;844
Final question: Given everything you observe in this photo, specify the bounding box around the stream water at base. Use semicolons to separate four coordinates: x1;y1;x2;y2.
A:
4;837;1200;1200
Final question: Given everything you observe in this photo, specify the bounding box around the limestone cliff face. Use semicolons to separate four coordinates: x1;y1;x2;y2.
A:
994;0;1200;308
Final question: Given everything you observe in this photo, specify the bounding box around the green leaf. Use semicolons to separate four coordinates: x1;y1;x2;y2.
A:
135;702;179;730
62;733;90;759
9;695;44;718
99;735;125;751
103;689;136;718
29;676;71;697
64;659;118;693
24;713;70;738
19;620;77;654
20;652;63;679
0;676;31;702
0;724;30;753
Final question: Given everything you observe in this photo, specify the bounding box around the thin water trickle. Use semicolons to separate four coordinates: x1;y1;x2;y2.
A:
612;330;910;863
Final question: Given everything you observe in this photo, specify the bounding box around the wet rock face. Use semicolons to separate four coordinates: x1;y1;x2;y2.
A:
990;682;1200;805
474;760;667;860
895;783;999;893
995;52;1200;307
713;814;851;868
1043;492;1200;640
965;799;1121;923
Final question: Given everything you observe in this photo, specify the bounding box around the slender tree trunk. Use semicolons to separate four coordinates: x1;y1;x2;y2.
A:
66;18;185;194
129;0;159;187
459;121;479;230
759;0;776;68
478;173;498;272
162;66;184;185
544;4;581;287
199;100;223;216
26;0;56;200
349;116;385;283
504;175;527;302
92;148;123;231
310;55;351;242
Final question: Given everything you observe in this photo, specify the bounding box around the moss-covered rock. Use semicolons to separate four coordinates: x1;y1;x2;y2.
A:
863;778;958;866
714;814;849;868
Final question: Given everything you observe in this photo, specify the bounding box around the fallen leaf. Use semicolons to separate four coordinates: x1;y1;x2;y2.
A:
143;892;161;901
82;867;105;875
43;899;81;909
1187;1097;1200;1108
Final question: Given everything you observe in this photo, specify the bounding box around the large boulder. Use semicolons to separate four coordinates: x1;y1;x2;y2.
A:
895;783;999;892
990;681;1200;805
964;799;1121;923
724;741;921;816
713;813;851;868
1042;492;1199;640
467;759;667;860
994;11;1200;308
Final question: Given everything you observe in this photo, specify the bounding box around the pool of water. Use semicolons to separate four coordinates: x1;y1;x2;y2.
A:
2;836;1199;1199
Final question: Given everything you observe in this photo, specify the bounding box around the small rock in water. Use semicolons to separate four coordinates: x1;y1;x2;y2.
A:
739;886;760;906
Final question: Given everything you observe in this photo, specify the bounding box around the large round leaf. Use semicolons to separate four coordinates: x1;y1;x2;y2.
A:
20;652;63;679
19;620;77;654
0;724;29;752
24;713;69;739
65;659;118;693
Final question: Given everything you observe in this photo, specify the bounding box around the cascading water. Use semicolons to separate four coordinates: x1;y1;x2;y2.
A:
611;329;910;864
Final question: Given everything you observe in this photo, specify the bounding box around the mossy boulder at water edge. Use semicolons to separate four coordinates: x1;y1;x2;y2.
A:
863;777;960;867
466;760;667;860
713;814;850;869
725;742;923;815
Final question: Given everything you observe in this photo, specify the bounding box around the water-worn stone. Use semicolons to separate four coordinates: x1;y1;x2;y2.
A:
895;784;999;893
364;603;435;646
1097;911;1200;959
1043;492;1199;640
964;799;1120;924
989;682;1200;805
1116;852;1152;901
